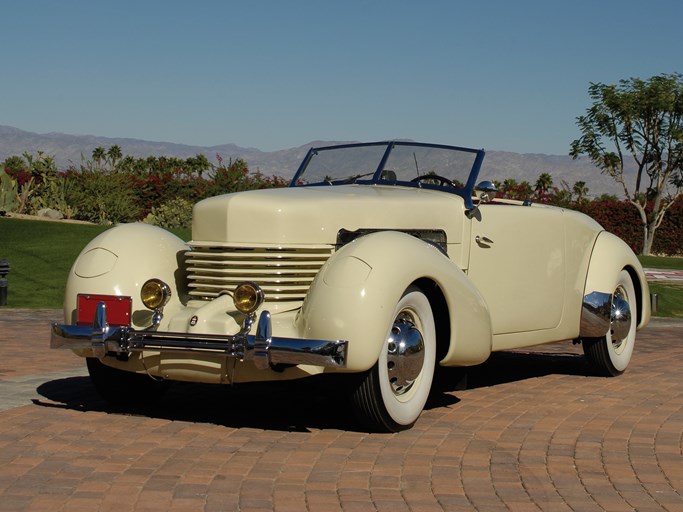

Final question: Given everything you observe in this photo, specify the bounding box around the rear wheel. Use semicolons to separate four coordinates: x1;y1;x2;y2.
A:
86;357;170;406
582;270;637;376
352;287;436;432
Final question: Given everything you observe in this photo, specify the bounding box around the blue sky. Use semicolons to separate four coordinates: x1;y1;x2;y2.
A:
1;0;681;154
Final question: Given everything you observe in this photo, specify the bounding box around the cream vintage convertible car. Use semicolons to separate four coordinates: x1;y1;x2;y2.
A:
51;141;650;431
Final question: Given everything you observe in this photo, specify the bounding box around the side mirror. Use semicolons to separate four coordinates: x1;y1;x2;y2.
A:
467;181;498;219
474;180;498;203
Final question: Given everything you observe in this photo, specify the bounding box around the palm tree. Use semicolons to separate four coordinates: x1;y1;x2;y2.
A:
194;154;211;179
106;145;123;171
572;181;589;201
534;172;554;198
501;178;518;197
118;155;136;174
92;147;106;171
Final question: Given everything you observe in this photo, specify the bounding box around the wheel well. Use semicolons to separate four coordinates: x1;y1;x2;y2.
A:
414;278;450;363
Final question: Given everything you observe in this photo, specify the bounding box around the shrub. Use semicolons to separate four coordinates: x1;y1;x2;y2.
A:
575;197;683;256
143;198;193;229
653;197;683;256
0;169;19;213
200;159;287;198
27;172;77;219
66;170;140;224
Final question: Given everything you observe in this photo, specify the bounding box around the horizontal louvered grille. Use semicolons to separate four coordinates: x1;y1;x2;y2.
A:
185;244;333;302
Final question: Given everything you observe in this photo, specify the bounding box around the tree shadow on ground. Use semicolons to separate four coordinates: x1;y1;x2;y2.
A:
36;349;597;432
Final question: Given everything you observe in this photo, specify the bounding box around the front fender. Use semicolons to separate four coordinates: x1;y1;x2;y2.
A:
63;223;188;328
297;231;492;371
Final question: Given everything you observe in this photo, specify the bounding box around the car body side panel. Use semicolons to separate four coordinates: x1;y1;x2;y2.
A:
298;230;493;371
467;203;566;336
467;203;605;351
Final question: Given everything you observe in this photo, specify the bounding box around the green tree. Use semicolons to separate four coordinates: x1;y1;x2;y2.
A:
106;145;123;170
2;155;25;174
92;147;106;171
570;73;683;255
519;181;533;195
192;153;211;179
501;178;518;195
572;181;588;200
572;180;589;201
534;172;554;198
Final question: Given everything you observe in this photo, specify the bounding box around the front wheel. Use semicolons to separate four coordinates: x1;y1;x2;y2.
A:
582;270;637;376
351;286;436;432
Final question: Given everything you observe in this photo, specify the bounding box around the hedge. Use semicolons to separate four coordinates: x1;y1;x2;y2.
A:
575;197;683;256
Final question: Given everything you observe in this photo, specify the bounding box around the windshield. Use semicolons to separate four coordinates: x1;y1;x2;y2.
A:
290;141;484;206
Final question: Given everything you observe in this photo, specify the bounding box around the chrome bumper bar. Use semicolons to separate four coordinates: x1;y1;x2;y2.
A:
51;303;348;370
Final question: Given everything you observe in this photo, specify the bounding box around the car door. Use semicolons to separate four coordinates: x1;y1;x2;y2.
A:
466;203;566;336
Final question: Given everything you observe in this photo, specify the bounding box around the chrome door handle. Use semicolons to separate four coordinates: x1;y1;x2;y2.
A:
475;235;493;244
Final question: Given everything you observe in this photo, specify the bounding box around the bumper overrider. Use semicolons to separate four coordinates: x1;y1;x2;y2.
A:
580;290;631;339
51;301;348;370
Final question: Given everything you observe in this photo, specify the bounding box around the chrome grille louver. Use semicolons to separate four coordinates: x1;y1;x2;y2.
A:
185;243;333;303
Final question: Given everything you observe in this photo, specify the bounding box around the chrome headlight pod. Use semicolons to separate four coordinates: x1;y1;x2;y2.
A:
233;281;265;315
140;278;172;310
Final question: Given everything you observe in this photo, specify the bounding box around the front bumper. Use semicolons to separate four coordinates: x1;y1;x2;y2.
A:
51;302;348;370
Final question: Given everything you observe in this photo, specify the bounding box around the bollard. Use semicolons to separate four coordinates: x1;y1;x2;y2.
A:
0;260;9;307
650;292;658;314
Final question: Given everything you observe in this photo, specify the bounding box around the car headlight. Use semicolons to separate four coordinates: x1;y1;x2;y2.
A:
141;279;172;310
233;282;264;314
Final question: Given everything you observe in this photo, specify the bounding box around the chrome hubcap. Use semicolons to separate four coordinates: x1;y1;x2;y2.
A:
386;314;425;396
610;285;631;346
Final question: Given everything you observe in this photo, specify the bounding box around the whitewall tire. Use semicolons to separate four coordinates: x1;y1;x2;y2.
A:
352;286;436;432
583;270;637;376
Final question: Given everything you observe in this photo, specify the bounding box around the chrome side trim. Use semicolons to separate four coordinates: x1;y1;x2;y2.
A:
51;303;348;370
580;291;612;337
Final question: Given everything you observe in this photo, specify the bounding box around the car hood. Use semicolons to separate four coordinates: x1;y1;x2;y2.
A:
191;185;467;246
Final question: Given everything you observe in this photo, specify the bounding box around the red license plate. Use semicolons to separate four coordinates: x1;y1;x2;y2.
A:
77;294;132;326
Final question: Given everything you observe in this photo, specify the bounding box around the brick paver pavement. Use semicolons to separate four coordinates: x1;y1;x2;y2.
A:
0;308;681;511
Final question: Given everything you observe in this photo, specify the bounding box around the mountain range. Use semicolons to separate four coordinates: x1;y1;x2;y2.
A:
0;125;625;197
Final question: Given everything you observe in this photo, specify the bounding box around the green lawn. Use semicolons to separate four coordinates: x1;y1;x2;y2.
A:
648;282;683;318
0;218;189;309
1;218;109;308
638;255;683;270
1;217;681;318
637;256;683;318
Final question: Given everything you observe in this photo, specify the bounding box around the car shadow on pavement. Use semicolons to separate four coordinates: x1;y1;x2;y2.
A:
35;374;362;432
466;349;596;388
35;349;596;432
427;349;595;408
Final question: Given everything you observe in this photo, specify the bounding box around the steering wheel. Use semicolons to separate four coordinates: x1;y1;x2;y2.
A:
410;174;456;188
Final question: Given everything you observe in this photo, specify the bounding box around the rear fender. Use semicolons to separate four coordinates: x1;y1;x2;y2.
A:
297;231;492;371
582;231;650;331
